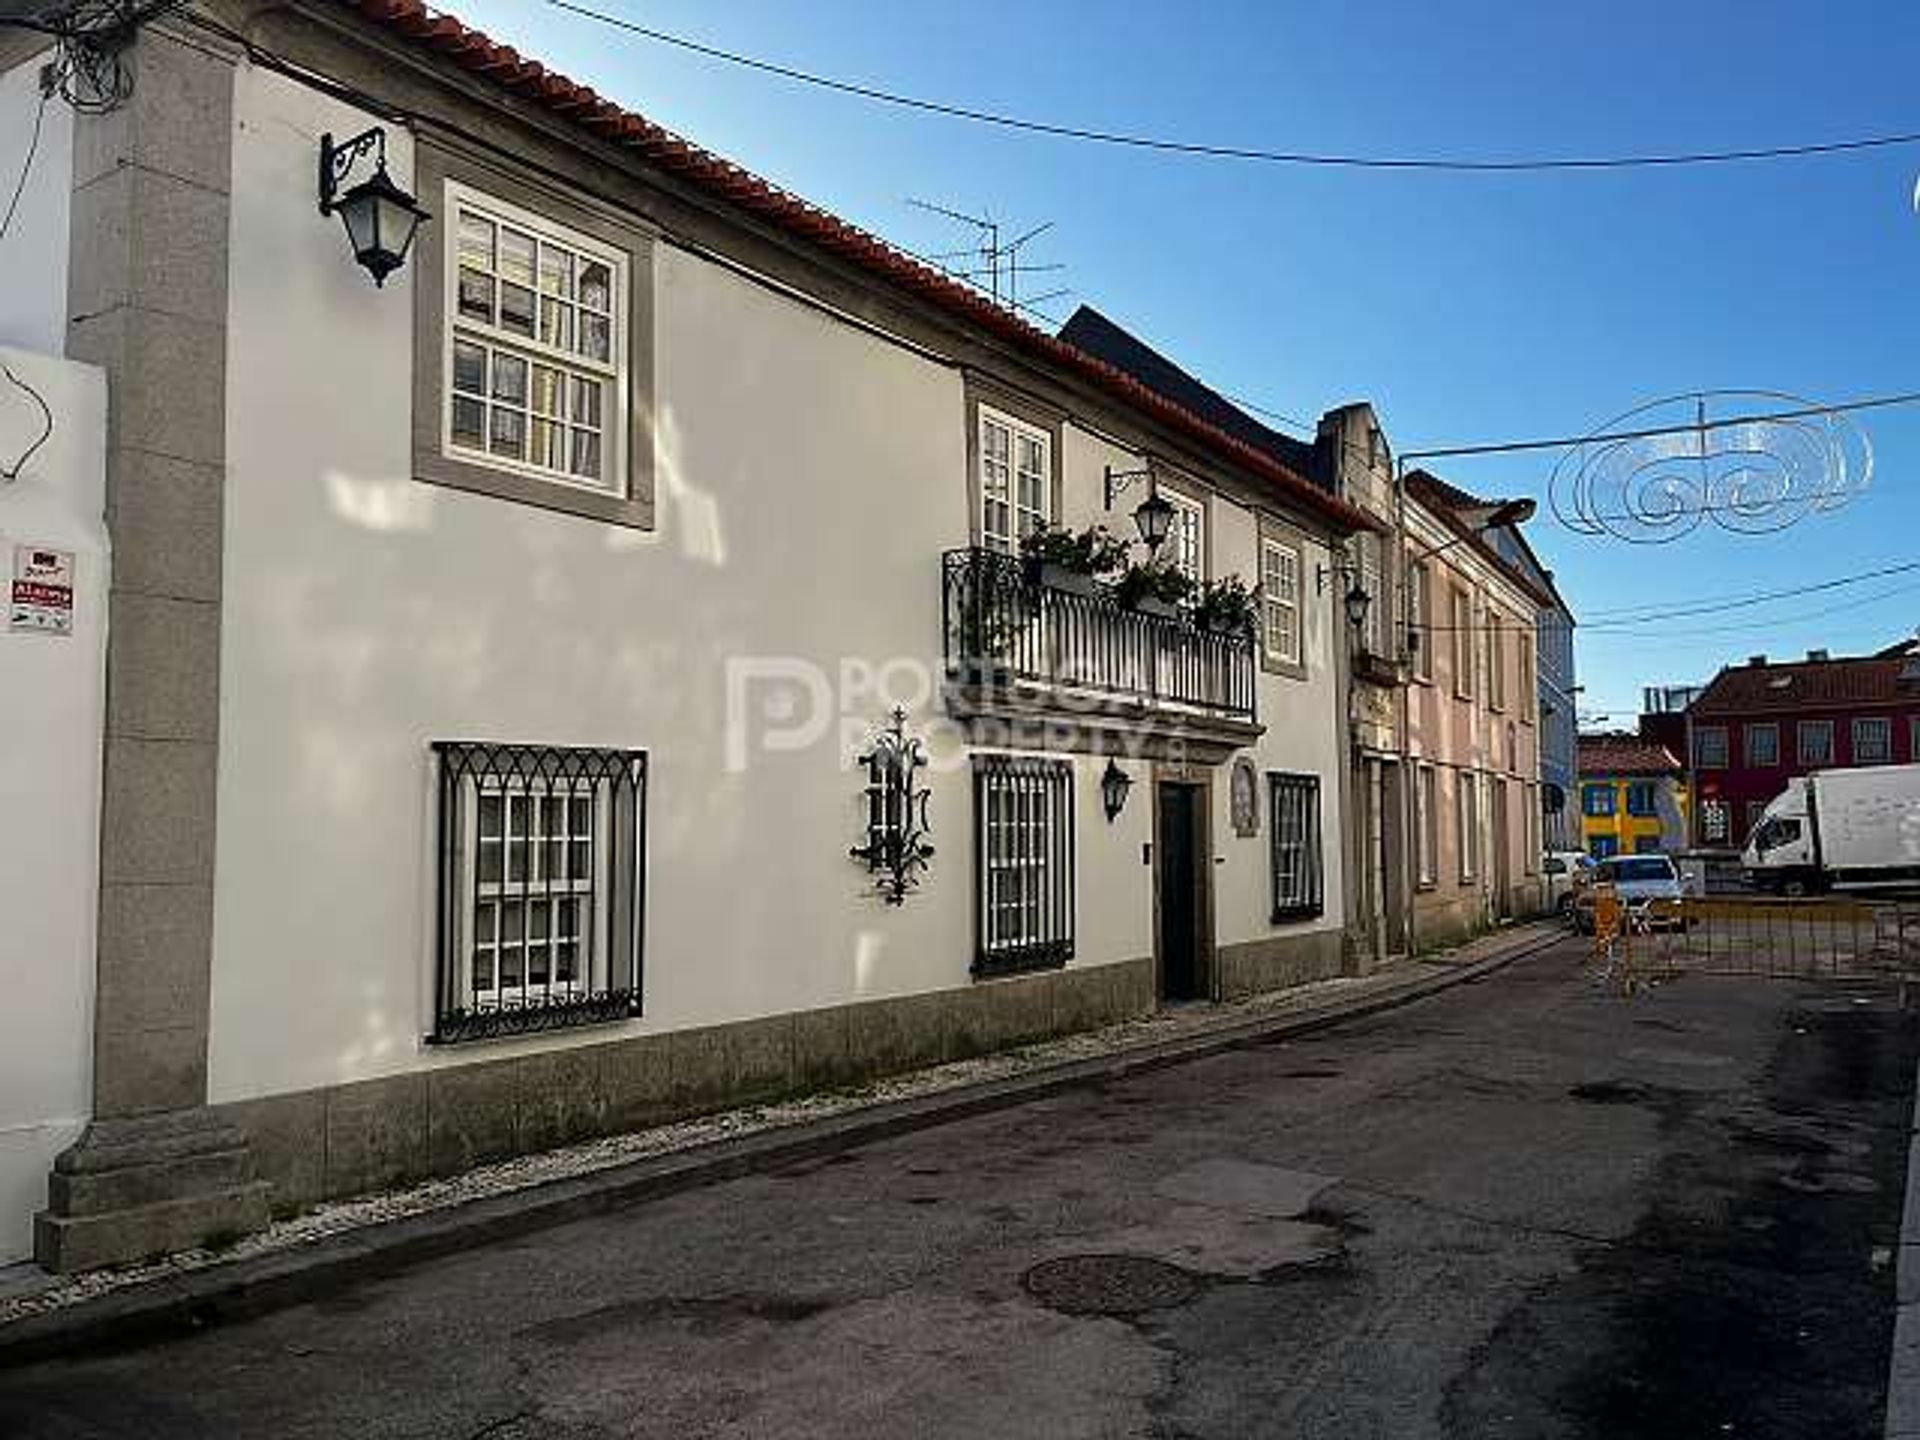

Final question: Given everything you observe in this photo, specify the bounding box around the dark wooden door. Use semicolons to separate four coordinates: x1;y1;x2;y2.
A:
1158;783;1200;1001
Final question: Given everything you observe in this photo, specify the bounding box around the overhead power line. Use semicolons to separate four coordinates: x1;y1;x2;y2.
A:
1582;558;1920;623
546;0;1920;175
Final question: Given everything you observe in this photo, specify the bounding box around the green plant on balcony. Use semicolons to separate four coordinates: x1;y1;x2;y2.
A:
1194;574;1258;636
1115;558;1196;618
1020;523;1130;595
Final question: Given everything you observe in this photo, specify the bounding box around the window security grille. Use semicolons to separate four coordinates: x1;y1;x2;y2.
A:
973;755;1074;977
1268;772;1325;921
432;742;646;1043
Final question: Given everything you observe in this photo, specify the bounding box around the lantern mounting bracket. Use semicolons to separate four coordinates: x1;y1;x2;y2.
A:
318;127;387;216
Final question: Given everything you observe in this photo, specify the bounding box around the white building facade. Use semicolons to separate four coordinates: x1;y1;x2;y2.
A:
0;0;1380;1268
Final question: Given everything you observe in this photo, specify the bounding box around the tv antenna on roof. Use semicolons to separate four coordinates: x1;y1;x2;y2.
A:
905;198;1068;318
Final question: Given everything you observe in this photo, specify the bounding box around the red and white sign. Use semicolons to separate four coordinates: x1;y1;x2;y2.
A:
9;544;74;636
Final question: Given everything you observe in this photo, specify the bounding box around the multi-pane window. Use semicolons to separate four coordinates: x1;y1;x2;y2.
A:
1486;612;1505;710
1260;536;1302;669
1516;629;1534;708
1854;717;1891;764
432;743;646;1043
974;756;1073;976
447;186;623;494
1451;587;1474;698
1458;771;1479;880
1162;487;1206;584
979;409;1051;554
1590;834;1620;859
1626;782;1657;817
1700;798;1730;845
1352;532;1387;658
1416;764;1438;886
1268;773;1324;921
1694;726;1729;769
1582;783;1615;816
1409;562;1433;681
1798;720;1834;766
1745;723;1779;767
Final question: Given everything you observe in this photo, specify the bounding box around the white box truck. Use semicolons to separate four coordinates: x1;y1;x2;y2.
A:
1742;763;1920;895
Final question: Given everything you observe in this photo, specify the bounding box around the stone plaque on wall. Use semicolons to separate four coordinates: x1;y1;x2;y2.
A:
1230;756;1259;838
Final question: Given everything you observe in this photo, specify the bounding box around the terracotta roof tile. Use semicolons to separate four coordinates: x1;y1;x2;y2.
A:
1577;733;1682;777
1689;647;1920;715
334;0;1381;534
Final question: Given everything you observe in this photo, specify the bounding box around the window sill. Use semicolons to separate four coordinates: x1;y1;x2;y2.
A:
416;454;655;531
973;941;1072;980
1269;904;1325;924
429;990;641;1045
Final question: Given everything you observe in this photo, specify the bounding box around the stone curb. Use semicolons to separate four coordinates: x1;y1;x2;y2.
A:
1887;1049;1920;1438
0;924;1569;1366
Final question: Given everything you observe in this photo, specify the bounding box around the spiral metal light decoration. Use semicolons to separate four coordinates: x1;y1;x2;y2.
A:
1548;389;1871;544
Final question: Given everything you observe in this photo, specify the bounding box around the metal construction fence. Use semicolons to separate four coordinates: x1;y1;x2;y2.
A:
1590;893;1920;985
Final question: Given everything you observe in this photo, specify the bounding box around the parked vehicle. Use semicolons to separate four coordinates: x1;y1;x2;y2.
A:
1743;764;1920;896
1543;851;1594;916
1572;854;1687;933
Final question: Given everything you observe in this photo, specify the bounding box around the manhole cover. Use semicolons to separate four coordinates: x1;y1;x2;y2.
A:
1022;1254;1199;1315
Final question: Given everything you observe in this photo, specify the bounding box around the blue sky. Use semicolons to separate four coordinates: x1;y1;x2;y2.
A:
445;0;1920;723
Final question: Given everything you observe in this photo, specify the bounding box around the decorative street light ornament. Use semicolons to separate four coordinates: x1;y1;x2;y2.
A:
1132;487;1176;554
850;707;935;905
1100;757;1134;823
1104;462;1175;556
318;127;431;287
1548;390;1871;545
1343;581;1372;631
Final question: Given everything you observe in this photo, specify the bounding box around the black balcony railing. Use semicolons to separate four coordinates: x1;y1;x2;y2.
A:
942;548;1256;720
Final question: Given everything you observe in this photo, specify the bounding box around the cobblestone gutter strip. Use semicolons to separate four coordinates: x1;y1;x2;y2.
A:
1886;1052;1920;1437
0;922;1567;1362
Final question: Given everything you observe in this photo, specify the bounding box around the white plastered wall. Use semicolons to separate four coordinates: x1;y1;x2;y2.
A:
210;67;1172;1103
0;51;73;356
0;346;107;1261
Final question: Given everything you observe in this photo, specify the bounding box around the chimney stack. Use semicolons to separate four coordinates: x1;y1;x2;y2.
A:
1807;648;1830;662
1748;654;1768;667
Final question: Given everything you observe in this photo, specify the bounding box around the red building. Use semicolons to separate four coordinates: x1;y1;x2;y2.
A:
1684;641;1920;848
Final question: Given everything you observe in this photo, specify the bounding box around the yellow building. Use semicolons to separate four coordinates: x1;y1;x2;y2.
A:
1576;734;1689;858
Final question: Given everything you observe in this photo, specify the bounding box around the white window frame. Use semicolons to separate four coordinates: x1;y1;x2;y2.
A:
1458;770;1479;882
454;774;613;1012
1854;716;1891;764
1260;534;1302;669
977;406;1053;555
1416;763;1438;887
1161;485;1206;585
1745;722;1779;768
1695;725;1729;769
1451;586;1474;700
1798;720;1834;767
441;179;630;499
974;756;1074;972
1409;561;1433;682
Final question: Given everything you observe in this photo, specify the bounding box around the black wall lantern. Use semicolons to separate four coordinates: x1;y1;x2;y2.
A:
318;128;430;287
1101;757;1134;823
1104;462;1174;555
1317;560;1373;630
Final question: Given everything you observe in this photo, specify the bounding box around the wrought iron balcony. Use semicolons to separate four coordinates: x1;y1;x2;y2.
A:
941;548;1257;735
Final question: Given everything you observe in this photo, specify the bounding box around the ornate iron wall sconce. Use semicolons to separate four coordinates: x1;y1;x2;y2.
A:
1316;559;1372;630
850;707;935;904
1100;758;1134;823
318;127;431;287
1103;463;1175;554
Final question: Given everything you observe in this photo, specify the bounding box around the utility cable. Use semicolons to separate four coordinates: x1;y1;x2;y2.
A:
0;87;46;245
546;0;1920;175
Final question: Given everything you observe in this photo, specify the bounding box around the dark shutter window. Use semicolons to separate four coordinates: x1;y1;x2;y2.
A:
432;742;646;1043
1268;772;1325;922
973;755;1074;977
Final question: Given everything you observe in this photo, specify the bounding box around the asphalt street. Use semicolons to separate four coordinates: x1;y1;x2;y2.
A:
2;942;1913;1439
